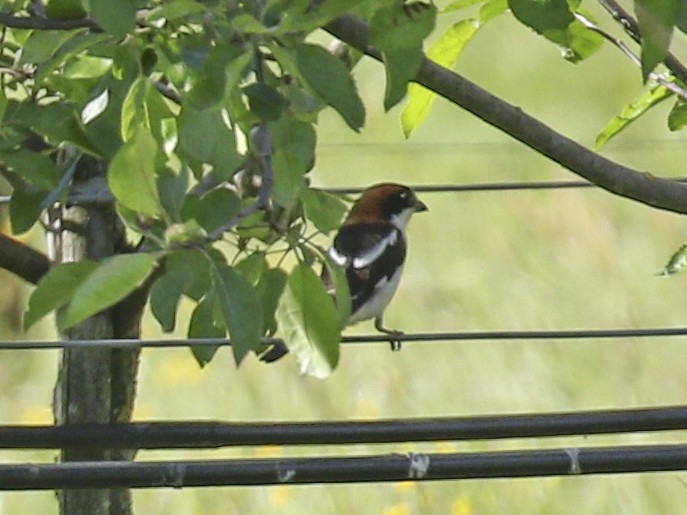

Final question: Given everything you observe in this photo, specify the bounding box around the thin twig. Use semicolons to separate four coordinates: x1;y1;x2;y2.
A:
597;0;687;85
154;81;181;105
575;13;687;101
207;48;274;241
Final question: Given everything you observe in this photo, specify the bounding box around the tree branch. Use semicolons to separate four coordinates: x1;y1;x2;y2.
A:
325;15;687;215
0;234;50;285
0;13;98;31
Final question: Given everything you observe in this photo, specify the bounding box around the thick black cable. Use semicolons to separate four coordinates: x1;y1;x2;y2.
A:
0;406;685;449
2;326;687;350
0;444;685;489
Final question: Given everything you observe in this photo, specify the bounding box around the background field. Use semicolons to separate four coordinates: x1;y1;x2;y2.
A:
1;5;687;514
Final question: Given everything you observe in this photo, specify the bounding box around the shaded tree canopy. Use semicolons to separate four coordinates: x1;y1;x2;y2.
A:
0;0;685;376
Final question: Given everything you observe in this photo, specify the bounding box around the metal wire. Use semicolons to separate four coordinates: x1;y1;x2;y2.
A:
2;326;687;350
321;177;687;195
0;444;685;489
2;177;687;205
0;405;686;449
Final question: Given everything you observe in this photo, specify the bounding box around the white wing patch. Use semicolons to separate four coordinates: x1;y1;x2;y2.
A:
328;246;349;266
351;230;397;269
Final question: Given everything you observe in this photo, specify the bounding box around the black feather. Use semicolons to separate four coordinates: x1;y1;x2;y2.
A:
332;222;406;313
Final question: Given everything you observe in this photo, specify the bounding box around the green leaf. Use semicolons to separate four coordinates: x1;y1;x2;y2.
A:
443;0;484;12
176;107;242;180
234;253;267;286
34;32;111;87
63;54;112;79
635;0;675;81
658;244;687;276
45;0;87;19
554;18;604;63
296;44;365;131
382;49;424;111
311;245;351;328
19;30;77;65
595;82;673;149
677;7;687;34
181;188;241;234
256;267;288;336
2;149;60;189
369;2;436;110
230;13;268;33
210;263;262;364
480;0;508;23
186;46;249;111
244;83;288;121
0;88;6;121
276;263;341;378
108;125;162;216
370;2;437;51
177;107;227;162
272;151;308;207
24;261;99;330
9;102;101;155
90;0;138;38
119;75;174;144
164;221;208;247
157;166;190;221
188;290;224;366
268;116;316;170
9;188;46;234
276;0;367;33
668;98;687;131
150;267;191;332
300;188;348;234
508;0;574;33
59;253;159;330
167;249;211;301
121;76;149;141
401;19;479;137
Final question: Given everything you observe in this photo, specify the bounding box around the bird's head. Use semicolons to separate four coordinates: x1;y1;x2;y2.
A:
346;183;428;230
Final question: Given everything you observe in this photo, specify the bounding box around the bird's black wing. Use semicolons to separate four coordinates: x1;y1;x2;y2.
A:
330;222;406;313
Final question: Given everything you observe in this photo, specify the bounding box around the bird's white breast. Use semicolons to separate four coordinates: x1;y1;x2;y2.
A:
348;265;404;324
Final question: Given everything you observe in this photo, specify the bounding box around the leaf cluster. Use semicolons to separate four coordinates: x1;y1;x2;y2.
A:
2;0;687;376
1;0;378;375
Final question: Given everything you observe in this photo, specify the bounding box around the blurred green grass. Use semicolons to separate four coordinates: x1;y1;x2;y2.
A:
2;8;687;515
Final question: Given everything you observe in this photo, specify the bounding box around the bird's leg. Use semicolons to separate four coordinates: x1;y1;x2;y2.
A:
258;340;289;363
374;317;404;351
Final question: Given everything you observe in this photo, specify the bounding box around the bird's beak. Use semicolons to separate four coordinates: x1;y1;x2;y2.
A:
414;199;428;212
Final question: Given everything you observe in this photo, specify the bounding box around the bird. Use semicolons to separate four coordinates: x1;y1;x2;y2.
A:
260;183;427;362
327;183;428;349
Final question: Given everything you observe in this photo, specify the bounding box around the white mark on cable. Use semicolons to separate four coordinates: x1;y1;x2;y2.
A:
564;448;581;474
169;464;186;488
407;453;431;479
277;467;296;483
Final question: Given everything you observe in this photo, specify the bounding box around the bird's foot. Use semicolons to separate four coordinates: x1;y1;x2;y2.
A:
374;318;404;352
258;340;289;363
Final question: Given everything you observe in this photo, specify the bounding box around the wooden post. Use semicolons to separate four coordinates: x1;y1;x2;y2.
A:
51;161;141;515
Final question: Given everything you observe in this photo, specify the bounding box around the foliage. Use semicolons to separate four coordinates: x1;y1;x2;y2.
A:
1;0;685;376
